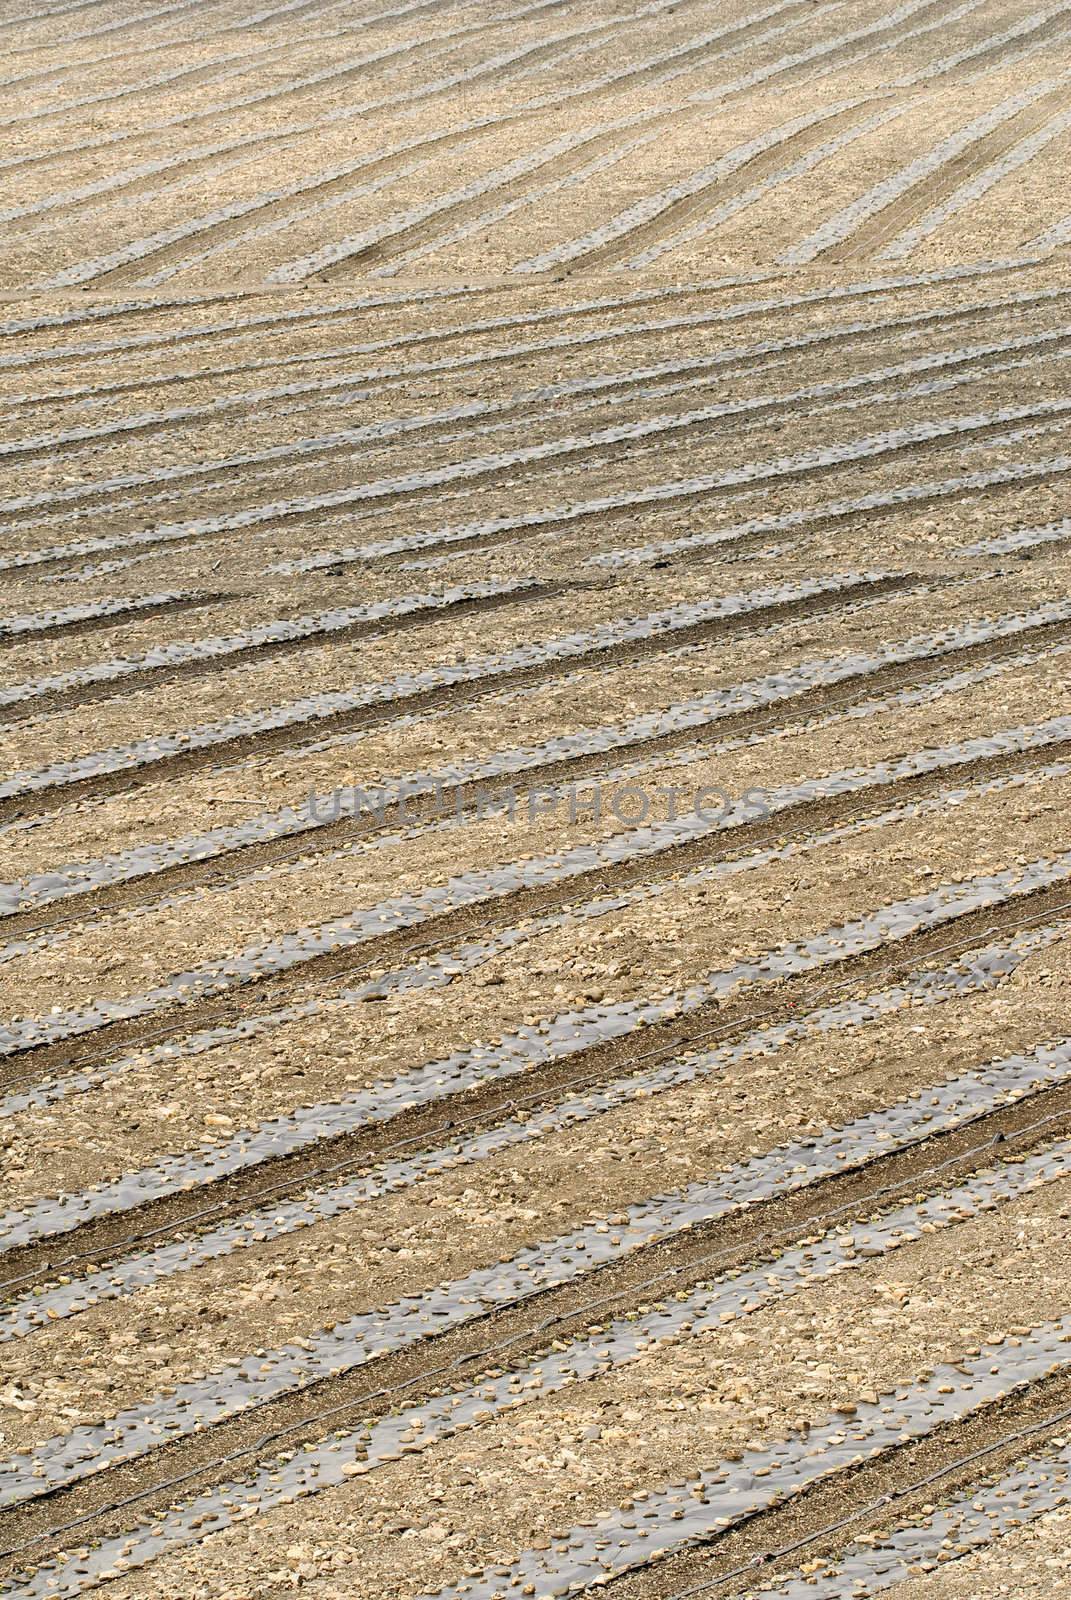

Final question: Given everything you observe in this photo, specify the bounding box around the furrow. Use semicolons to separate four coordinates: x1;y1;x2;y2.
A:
2;424;1063;580
0;0;120;28
25;38;539;256
366;124;668;281
0;12;566;228
608;0;1071;273
781;75;1071;264
0;901;592;1118
510;99;866;274
123;152;440;289
0;281;480;367
0;261;1050;426
0;593;1015;924
882;3;1071;92
5;777;1071;1228
29;152;434;295
858;69;1071;256
0;638;1063;943
0;571;905;819
0;638;1047;969
879;103;1071;261
747;0;999;94
5;1138;1071;1597
0;590;218;646
885;0;1071;86
305;27;910;281
413;1319;1071;1600
3;635;1053;1118
620;97;921;270
136;336;1071;511
958;514;1071;556
250;113;675;282
265;418;1071;577
0;1;352;91
30;5;583;286
6;1037;1071;1517
0;291;231;339
0;48;259;134
1033;209;1071;249
509;97;870;273
15;0;802;247
9;390;1065;582
587;453;1071;567
10;301;1068;521
5;26;1071;1591
0;255;1037;374
670;0;963;111
957;414;1071;454
259;0;831;282
3;269;907;461
0;921;1062;1339
12;144;306;260
4;0;234;53
0;577;556;721
746;1441;1071;1599
0;0;565;101
10;11;602;190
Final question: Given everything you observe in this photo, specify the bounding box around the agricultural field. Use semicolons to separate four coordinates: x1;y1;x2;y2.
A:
1;0;1071;1597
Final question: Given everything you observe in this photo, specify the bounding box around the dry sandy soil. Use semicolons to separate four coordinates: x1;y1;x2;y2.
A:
1;2;1071;1598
